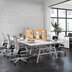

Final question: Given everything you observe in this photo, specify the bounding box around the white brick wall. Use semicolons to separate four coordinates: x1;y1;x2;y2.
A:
0;0;44;36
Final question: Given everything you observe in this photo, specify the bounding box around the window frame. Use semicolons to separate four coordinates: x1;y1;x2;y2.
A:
51;7;72;36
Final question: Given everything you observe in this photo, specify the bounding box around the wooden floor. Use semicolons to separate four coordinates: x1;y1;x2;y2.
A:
0;48;72;72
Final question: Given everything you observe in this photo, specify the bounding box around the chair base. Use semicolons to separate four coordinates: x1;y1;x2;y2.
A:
10;57;28;65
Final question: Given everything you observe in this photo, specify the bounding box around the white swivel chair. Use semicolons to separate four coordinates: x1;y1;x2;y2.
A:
6;34;14;49
55;43;66;57
1;33;7;46
0;33;7;55
0;33;7;47
4;34;14;57
52;36;66;57
10;36;28;65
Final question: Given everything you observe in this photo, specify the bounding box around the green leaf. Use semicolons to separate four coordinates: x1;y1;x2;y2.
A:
51;22;63;36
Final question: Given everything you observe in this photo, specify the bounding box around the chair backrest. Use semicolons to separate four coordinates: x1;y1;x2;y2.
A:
13;36;19;52
24;45;28;52
7;34;11;49
52;36;58;41
0;34;4;46
0;33;6;46
1;33;6;43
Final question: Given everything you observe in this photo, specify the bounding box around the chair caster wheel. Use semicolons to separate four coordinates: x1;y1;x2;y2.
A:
7;56;9;58
10;61;13;63
4;55;6;57
0;51;1;53
14;63;16;66
26;59;29;61
16;55;18;57
57;53;60;57
64;52;66;56
52;53;54;56
25;62;27;64
3;52;5;54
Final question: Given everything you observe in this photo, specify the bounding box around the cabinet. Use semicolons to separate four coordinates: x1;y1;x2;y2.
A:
59;37;69;48
69;37;72;50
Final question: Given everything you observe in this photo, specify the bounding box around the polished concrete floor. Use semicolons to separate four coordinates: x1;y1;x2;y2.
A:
0;48;72;72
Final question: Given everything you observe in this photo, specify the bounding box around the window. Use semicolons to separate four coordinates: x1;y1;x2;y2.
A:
51;8;72;36
58;10;66;17
67;10;72;18
51;18;57;23
51;18;57;31
51;9;57;17
59;19;66;31
67;19;72;31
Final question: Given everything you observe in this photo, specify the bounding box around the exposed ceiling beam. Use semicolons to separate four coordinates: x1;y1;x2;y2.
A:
49;0;71;7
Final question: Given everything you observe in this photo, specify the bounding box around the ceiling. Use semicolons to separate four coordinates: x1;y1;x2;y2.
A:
51;0;72;9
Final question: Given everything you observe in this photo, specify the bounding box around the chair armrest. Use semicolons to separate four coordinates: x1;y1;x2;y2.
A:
10;45;14;49
18;47;29;54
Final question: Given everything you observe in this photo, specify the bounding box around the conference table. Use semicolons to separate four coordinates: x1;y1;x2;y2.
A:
10;37;63;47
11;38;64;63
19;39;63;46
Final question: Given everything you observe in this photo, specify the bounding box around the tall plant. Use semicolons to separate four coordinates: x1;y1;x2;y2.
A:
51;22;63;36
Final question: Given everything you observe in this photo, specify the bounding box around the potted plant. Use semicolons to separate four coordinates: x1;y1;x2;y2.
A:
51;22;63;36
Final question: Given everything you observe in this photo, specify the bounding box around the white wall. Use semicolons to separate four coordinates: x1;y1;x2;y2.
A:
0;0;44;36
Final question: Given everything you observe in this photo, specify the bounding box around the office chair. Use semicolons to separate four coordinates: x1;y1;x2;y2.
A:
4;34;14;57
0;33;8;48
55;43;66;57
0;33;8;55
52;36;66;57
10;36;28;65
